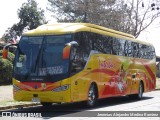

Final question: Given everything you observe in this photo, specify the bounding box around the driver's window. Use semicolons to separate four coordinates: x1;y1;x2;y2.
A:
70;46;83;75
70;47;77;61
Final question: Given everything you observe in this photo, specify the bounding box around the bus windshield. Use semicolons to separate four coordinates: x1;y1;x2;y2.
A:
14;35;71;82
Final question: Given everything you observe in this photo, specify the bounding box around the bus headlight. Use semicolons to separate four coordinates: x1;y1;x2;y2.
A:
52;84;69;92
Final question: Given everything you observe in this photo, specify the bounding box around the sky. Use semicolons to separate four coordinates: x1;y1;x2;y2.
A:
0;0;56;36
0;0;160;56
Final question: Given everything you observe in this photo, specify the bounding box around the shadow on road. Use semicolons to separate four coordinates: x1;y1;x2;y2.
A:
5;96;153;117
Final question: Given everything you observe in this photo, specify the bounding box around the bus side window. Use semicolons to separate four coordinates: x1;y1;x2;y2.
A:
138;44;143;58
92;34;105;53
70;46;83;74
119;39;125;56
124;41;132;57
151;46;156;59
147;46;155;60
132;42;139;58
105;37;112;54
141;45;147;59
146;46;150;59
70;32;89;76
112;38;121;55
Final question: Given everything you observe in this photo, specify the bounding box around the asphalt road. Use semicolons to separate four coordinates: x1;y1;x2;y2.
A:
1;91;160;120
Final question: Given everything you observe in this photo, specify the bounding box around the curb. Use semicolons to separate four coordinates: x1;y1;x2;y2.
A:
0;89;159;111
0;103;40;111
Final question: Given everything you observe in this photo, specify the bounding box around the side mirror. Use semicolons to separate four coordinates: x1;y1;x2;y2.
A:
2;44;11;59
2;48;8;59
63;41;78;59
2;43;17;59
63;45;71;59
65;41;78;46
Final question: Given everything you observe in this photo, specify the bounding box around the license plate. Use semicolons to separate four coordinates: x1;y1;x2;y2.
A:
32;98;40;102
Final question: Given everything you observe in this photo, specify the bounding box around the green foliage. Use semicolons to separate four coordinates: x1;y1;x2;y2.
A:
0;50;14;84
0;58;13;84
3;0;46;43
0;50;15;63
47;0;135;35
47;0;160;37
17;0;46;31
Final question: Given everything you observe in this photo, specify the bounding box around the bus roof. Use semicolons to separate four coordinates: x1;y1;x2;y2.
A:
23;23;134;37
23;23;153;47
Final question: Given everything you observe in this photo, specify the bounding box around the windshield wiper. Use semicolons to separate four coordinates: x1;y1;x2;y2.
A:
31;39;45;74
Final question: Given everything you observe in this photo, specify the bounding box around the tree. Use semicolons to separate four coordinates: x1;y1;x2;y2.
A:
47;0;160;38
127;0;160;38
18;0;46;31
47;0;135;35
47;0;120;23
2;0;46;43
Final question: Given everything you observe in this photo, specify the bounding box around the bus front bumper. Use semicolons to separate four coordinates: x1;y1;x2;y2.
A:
13;89;71;103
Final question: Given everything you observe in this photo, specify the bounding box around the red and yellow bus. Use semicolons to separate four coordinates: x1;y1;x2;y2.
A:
3;23;156;107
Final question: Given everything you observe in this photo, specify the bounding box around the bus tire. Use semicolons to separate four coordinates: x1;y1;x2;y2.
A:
86;83;97;107
136;81;143;99
129;81;143;100
41;102;52;107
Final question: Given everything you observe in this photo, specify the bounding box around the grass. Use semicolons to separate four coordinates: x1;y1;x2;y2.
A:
0;100;34;107
0;101;40;110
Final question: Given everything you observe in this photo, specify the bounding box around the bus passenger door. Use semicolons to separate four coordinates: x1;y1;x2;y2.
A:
71;75;88;102
70;46;87;102
71;76;80;101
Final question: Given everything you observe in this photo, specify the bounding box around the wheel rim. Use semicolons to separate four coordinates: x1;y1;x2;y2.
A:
88;85;96;106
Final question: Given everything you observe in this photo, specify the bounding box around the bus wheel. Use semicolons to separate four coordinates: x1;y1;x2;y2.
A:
129;82;143;100
137;82;143;99
41;102;52;107
87;84;97;107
